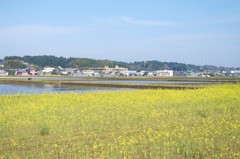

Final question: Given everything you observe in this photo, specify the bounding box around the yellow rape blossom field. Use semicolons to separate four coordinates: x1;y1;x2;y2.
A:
0;84;239;158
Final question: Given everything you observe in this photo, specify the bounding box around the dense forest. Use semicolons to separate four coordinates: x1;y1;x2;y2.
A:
2;55;229;72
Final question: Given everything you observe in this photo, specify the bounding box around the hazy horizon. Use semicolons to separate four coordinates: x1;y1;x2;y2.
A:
1;0;240;67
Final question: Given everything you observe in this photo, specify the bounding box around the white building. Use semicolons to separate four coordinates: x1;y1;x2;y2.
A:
113;65;128;72
0;70;8;76
231;70;240;74
90;65;128;74
155;70;173;77
42;67;55;74
82;70;95;76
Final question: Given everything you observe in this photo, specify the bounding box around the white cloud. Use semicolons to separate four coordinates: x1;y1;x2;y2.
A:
191;16;240;25
154;34;211;41
0;25;83;37
214;17;240;24
119;16;176;26
97;16;176;27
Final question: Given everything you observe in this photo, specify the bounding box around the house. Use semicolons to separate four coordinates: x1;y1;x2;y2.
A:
82;70;95;76
138;71;148;76
90;66;113;74
117;70;137;76
26;68;37;75
200;73;210;77
155;70;173;77
184;71;200;77
0;70;8;76
230;70;240;76
90;65;128;74
15;69;29;76
42;67;55;75
61;68;78;76
112;65;128;73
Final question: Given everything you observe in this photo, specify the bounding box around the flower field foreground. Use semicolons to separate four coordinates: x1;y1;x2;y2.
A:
0;84;239;158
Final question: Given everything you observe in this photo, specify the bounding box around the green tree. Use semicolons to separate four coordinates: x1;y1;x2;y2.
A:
4;60;27;69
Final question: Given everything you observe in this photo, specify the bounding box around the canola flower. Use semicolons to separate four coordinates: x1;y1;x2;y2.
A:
0;84;239;158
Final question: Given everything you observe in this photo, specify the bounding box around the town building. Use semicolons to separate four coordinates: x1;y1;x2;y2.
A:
82;70;95;76
155;70;173;77
42;67;55;75
61;68;78;76
26;68;38;75
230;70;240;76
90;65;128;74
0;70;8;76
15;70;29;76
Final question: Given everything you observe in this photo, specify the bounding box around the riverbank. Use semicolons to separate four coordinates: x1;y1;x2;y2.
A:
0;77;214;90
1;75;240;82
1;76;240;90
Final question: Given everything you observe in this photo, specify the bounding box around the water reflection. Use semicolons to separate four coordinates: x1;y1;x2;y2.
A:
14;77;211;85
0;84;129;94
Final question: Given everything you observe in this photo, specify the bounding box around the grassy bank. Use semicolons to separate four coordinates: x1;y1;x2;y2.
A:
0;84;239;158
1;75;240;82
0;79;207;90
85;76;240;82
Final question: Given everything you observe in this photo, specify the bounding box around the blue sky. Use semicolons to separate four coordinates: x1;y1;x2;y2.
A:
0;0;240;67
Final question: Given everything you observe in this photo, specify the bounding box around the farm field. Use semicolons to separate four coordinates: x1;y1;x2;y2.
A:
0;84;239;158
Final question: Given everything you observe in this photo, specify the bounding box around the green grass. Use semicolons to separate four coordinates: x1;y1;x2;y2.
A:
0;84;239;158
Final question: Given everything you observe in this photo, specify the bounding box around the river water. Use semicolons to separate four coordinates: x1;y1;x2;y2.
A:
0;84;131;94
0;78;211;94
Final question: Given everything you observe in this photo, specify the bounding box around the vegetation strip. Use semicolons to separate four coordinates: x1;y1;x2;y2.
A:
61;81;206;89
0;79;207;90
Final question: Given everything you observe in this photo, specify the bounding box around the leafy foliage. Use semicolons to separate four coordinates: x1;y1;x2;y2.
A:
4;55;225;71
5;55;76;68
39;126;50;136
4;60;27;69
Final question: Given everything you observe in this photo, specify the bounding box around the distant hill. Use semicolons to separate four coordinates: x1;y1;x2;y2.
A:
3;55;236;72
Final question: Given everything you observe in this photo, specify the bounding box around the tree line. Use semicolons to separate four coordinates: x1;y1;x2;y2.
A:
2;55;221;72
